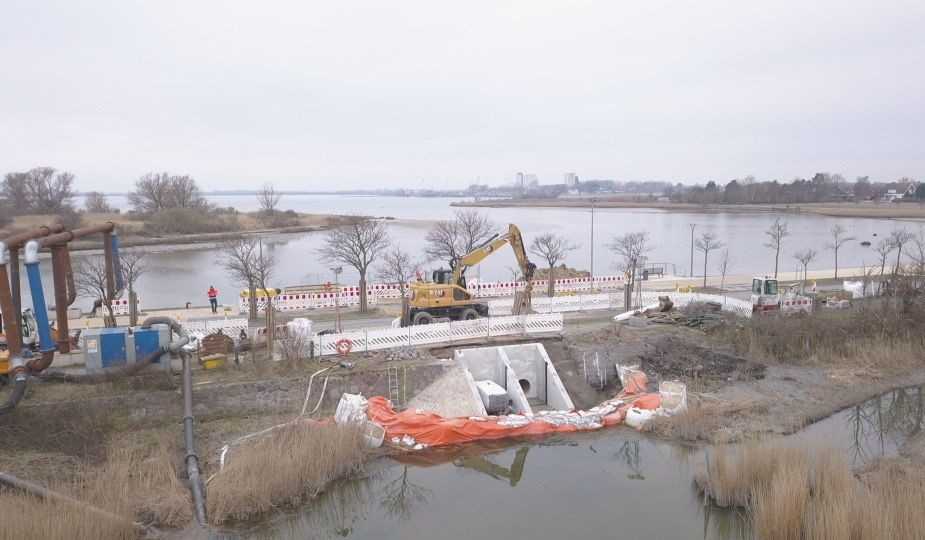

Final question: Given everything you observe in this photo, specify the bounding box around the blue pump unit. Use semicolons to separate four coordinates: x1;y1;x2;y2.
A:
24;241;56;354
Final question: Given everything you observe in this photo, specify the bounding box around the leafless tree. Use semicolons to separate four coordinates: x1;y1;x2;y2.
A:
0;198;12;227
717;249;731;292
2;167;76;214
319;219;390;313
906;228;925;289
874;238;893;294
763;218;789;278
694;231;723;288
257;183;282;224
83;191;113;213
425;209;494;266
889;228;913;276
222;237;276;321
825;224;856;279
380;466;432;521
129;172;205;213
74;256;118;327
793;248;818;288
608;231;650;310
376;245;420;295
529;233;578;297
119;252;147;326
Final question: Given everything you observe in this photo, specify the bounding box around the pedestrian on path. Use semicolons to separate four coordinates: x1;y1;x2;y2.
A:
207;286;219;313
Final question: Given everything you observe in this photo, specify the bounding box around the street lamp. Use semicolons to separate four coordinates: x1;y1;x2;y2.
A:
689;224;697;278
330;266;343;333
590;198;596;283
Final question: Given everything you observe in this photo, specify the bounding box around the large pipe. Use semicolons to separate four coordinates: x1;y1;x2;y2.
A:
141;316;205;525
0;243;23;357
3;224;65;331
103;231;114;301
38;222;115;247
51;246;72;352
24;241;55;354
111;233;124;292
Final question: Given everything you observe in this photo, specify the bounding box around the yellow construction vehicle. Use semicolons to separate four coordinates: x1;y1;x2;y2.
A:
403;224;537;326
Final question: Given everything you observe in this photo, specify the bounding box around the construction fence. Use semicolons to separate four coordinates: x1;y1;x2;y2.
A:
312;313;564;357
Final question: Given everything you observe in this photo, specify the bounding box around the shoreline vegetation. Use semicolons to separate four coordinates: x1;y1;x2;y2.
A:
452;197;925;219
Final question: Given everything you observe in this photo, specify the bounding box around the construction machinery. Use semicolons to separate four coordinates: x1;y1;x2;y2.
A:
403;224;536;326
750;276;813;315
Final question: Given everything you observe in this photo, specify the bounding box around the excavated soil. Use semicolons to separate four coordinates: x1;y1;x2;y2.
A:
639;335;766;388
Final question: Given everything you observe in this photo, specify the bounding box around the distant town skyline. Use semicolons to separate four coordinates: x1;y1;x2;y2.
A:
3;1;923;192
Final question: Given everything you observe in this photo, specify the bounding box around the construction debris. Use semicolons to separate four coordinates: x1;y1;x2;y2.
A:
385;346;426;363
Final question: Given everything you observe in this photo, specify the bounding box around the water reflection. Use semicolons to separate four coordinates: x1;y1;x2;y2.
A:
840;385;924;465
242;431;747;540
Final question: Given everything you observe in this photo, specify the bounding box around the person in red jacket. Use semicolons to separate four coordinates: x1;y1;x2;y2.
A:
207;286;219;313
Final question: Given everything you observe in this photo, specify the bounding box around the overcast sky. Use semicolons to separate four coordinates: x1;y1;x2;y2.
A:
2;1;923;191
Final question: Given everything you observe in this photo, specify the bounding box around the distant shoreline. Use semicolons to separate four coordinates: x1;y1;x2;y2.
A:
451;198;925;220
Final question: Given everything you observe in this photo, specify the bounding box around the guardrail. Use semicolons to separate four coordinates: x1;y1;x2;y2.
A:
311;313;564;357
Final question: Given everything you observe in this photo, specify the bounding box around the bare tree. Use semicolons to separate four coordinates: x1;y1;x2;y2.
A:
376;245;420;295
120;252;147;326
222;237;276;321
2;167;76;214
83;191;113;213
825;224;856;279
889;228;913;276
257;183;282;224
874;238;894;294
529;233;578;297
608;231;650;310
763;218;790;278
793;248;818;289
425;209;494;266
319;219;390;313
74;256;118;327
129;172;205;213
694;232;723;288
717;249;731;292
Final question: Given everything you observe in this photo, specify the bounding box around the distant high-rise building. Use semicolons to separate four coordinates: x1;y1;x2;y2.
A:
515;172;526;189
526;174;539;187
564;172;579;187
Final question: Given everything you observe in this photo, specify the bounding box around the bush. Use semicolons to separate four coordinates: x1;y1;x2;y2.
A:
142;208;240;235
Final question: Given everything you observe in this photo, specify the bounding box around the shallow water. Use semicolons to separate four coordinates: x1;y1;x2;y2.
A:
227;386;922;540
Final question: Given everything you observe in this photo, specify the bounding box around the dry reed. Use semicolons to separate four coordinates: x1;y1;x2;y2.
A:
697;442;925;540
207;421;366;524
0;435;190;540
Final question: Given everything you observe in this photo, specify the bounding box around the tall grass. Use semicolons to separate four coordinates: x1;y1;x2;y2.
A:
207;422;366;524
0;435;189;540
696;442;925;539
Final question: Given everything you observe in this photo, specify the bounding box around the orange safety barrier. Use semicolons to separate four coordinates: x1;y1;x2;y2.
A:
367;377;661;448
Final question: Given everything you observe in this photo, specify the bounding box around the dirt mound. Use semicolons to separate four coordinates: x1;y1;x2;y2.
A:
640;335;765;384
534;266;590;280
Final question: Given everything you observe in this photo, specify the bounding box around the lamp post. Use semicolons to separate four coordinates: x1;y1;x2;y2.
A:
689;223;696;278
330;266;343;333
590;198;596;283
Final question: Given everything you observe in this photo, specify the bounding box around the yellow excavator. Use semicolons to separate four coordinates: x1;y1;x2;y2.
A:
402;224;536;326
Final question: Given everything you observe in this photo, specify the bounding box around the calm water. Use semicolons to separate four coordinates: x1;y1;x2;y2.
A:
28;194;915;310
226;386;922;540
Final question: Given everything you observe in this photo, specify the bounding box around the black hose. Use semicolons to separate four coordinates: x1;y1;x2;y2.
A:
181;351;207;525
0;376;27;415
37;347;167;384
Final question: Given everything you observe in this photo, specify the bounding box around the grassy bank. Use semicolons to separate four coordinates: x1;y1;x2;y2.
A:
695;442;925;539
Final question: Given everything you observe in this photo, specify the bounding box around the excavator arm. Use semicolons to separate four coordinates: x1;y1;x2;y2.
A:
452;224;537;286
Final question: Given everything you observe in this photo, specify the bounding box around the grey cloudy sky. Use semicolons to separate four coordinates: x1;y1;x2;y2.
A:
2;1;923;191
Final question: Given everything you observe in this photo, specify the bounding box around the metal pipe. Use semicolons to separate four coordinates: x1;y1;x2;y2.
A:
0;224;65;247
103;231;114;301
2;224;63;335
9;249;20;332
182;351;207;525
0;245;23;357
24;241;55;355
63;248;77;306
38;222;115;247
111;233;124;292
51;245;72;352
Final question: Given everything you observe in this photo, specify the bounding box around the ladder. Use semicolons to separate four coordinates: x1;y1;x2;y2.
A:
387;366;403;409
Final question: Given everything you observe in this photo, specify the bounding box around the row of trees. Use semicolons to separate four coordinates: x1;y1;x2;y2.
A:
669;174;922;205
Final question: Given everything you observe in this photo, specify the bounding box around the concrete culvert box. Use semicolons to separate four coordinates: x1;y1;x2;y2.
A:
476;380;509;414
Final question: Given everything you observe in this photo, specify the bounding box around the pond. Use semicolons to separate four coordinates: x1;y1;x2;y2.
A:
225;385;922;539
